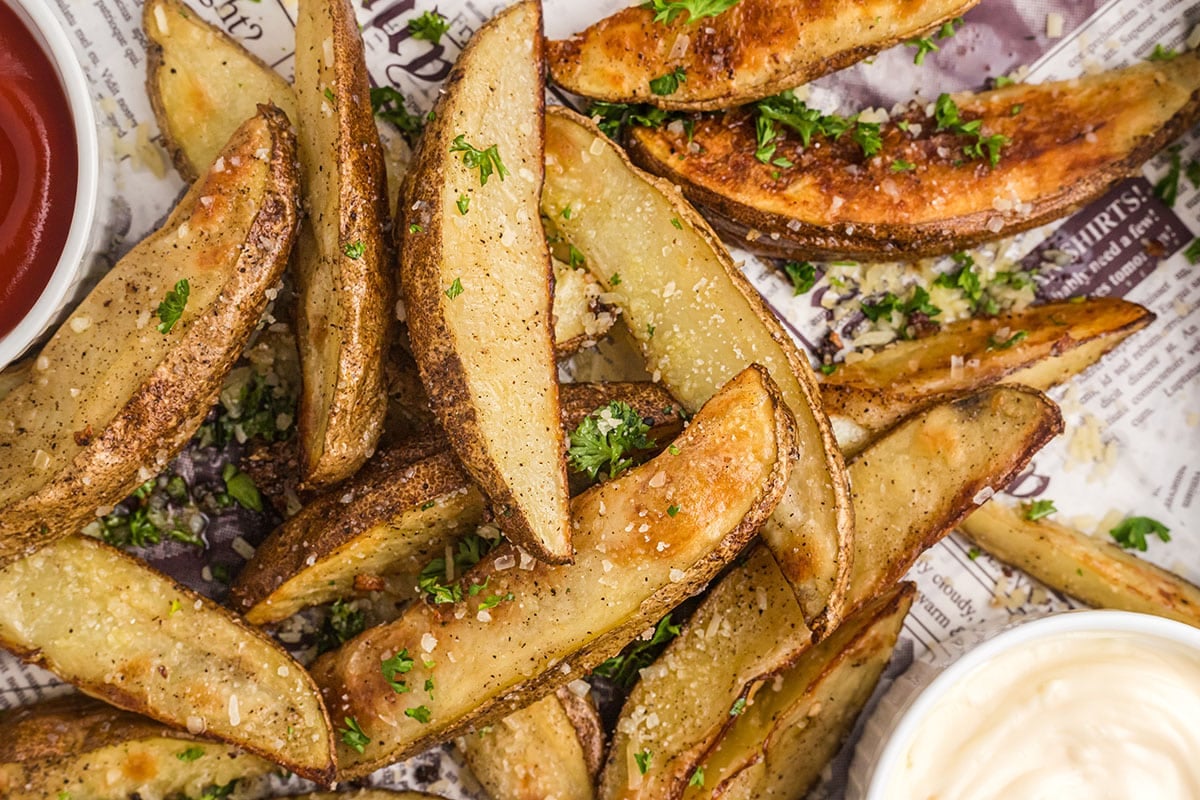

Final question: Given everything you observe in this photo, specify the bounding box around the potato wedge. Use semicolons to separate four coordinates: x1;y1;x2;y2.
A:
627;52;1200;260
232;382;685;625
554;258;618;354
548;0;978;111
311;365;796;778
0;107;299;565
399;1;570;563
845;386;1062;612
287;793;441;800
600;546;812;800
0;695;275;800
461;690;602;800
293;0;392;489
685;584;915;800
821;297;1153;454
144;0;298;181
0;536;334;782
543;107;853;636
961;501;1200;628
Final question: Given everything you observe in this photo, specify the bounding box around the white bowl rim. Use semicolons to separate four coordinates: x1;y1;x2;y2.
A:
865;609;1200;799
0;0;100;368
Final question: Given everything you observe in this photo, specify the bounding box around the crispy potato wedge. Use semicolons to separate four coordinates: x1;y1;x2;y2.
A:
0;695;275;799
627;52;1200;260
286;793;441;800
600;546;811;800
845;386;1062;612
821;297;1153;454
232;382;684;625
0;108;299;566
144;0;298;181
399;1;570;563
293;0;392;489
543;107;853;635
961;501;1200;627
548;0;978;111
686;584;915;800
0;536;334;782
554;258;618;354
461;689;602;800
312;365;796;778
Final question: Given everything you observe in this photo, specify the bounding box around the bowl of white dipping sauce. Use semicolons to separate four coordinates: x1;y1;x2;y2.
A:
848;610;1200;800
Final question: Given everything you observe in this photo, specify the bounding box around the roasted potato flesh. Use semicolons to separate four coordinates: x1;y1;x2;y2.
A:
687;584;915;800
232;381;684;625
0;107;299;565
628;52;1200;260
311;365;796;778
548;0;979;111
821;297;1153;454
600;546;811;800
961;501;1200;628
294;0;391;489
144;0;298;181
461;690;601;800
0;536;334;782
0;695;274;800
543;107;853;636
554;258;618;354
845;385;1063;612
400;1;571;562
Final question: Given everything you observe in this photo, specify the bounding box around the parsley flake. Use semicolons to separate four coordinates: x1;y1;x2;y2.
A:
177;746;205;762
317;599;366;653
784;260;817;294
594;614;681;688
650;66;687;96
1147;43;1178;62
635;749;653;775
340;717;370;753
405;705;433;724
891;158;916;172
155;279;190;334
382;649;415;693
457;194;470;215
729;697;747;716
343;241;365;260
1155;146;1183;206
670;217;683;229
418;533;501;604
221;463;263;512
667;504;680;517
1024;499;1057;521
568;402;655;481
445;278;464;300
906;37;939;65
370;87;424;143
689;767;705;787
1184;238;1200;265
479;592;514;610
987;330;1028;350
641;0;742;25
450;135;509;186
1110;516;1170;552
409;10;450;44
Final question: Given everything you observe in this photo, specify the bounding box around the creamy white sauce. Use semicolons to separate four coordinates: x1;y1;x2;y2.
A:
887;631;1200;800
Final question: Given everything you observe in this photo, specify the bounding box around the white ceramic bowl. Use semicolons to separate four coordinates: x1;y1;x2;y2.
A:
847;610;1200;799
0;0;101;369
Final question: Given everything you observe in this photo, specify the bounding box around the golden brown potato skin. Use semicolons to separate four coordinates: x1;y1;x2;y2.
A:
294;0;392;490
548;0;978;111
0;106;299;566
629;53;1200;260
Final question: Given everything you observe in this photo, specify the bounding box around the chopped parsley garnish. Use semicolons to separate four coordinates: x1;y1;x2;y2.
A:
668;444;681;455
196;366;295;448
934;94;1009;167
323;87;336;106
405;705;432;724
934;252;984;308
1024;499;1057;521
221;463;263;512
906;37;939;65
343;241;365;260
819;363;838;376
641;0;742;25
370;87;424;143
1110;516;1170;552
995;75;1015;87
409;10;450;43
891;158;916;172
635;749;653;775
177;746;205;762
610;273;622;286
382;649;415;693
783;260;817;294
567;401;655;481
586;101;685;139
1187;159;1200;189
169;598;182;616
754;91;881;164
861;286;941;327
445;278;464;300
938;17;964;38
1184;238;1200;265
729;697;747;716
409;223;424;234
667;504;681;517
670;217;683;229
1155;146;1183;206
317;599;366;653
197;782;238;800
450;135;509;185
92;476;204;550
851;123;883;157
650;66;687;96
155;279;190;334
479;592;514;610
967;546;981;560
569;245;586;268
562;205;573;219
1010;103;1024;116
593;614;681;688
1147;43;1178;61
689;767;705;787
456;194;470;215
340;717;370;753
987;329;1028;350
418;532;501;604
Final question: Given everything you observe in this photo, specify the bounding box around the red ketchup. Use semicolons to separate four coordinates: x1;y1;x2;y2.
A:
0;2;79;337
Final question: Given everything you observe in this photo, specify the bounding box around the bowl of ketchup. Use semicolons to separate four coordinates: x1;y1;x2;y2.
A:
0;0;100;369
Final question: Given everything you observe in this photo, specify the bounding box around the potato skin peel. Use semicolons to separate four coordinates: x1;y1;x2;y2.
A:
312;365;797;780
0;106;300;566
628;53;1200;260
